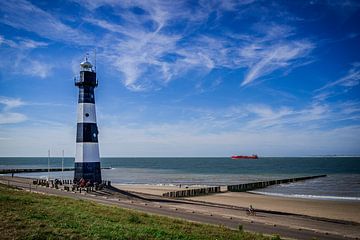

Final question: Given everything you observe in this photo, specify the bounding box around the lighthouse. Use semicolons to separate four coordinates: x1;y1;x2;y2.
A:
74;57;102;184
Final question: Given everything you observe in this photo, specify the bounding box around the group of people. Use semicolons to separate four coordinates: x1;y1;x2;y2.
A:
77;178;93;188
75;178;107;191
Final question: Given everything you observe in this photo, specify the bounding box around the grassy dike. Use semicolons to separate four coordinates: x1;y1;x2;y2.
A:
0;184;275;240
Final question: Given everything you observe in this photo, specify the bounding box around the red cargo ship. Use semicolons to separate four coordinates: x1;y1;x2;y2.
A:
231;154;258;159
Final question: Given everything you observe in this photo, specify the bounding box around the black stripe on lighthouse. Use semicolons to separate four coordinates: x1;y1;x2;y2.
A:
76;123;98;142
74;162;101;184
78;86;95;103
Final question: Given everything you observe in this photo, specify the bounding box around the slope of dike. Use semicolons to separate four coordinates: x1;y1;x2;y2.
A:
0;183;269;240
1;176;359;240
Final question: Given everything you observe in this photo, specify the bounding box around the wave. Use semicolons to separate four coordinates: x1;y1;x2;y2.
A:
115;183;178;187
249;191;360;201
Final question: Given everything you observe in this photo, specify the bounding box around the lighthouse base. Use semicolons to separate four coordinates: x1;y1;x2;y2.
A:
74;162;102;184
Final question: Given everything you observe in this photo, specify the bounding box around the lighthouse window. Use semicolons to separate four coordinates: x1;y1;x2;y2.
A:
85;113;89;117
91;94;94;99
93;133;97;138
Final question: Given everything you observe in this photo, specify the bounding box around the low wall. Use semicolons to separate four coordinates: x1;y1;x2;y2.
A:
162;186;221;198
0;168;75;174
227;174;327;192
0;167;111;174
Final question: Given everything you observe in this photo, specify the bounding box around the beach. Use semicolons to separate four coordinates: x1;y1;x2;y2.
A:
194;191;360;222
114;183;360;238
115;184;360;223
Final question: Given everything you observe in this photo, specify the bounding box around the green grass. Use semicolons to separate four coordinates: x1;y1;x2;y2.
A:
0;184;274;240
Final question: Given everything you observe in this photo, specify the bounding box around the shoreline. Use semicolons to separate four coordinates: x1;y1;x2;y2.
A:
114;182;360;202
249;190;360;201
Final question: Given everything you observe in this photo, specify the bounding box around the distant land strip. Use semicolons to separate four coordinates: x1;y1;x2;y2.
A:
0;167;111;174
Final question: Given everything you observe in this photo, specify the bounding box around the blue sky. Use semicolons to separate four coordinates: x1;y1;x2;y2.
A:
0;0;359;157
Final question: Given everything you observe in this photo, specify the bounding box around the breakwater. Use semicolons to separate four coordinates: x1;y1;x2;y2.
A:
162;186;221;198
0;167;111;174
227;174;327;192
162;175;327;198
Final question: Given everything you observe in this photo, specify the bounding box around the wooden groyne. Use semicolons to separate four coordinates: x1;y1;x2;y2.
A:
227;174;327;192
162;186;221;198
0;167;111;174
162;175;327;198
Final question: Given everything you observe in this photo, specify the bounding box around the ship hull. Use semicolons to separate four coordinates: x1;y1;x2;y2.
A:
231;155;258;159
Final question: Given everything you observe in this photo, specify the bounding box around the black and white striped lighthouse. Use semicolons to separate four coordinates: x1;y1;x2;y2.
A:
74;57;101;184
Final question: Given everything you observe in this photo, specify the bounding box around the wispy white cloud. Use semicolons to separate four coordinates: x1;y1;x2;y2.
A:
0;0;91;45
0;96;27;125
2;118;358;156
0;35;53;78
98;114;360;156
0;52;53;79
17;38;49;49
241;101;360;132
209;103;325;131
0;1;358;156
0;0;314;90
0;35;48;49
21;59;53;78
83;1;211;90
95;95;360;156
313;63;360;104
315;0;360;17
241;41;314;86
317;63;360;91
0;96;25;110
215;0;256;11
78;1;315;90
1;100;359;156
0;125;74;156
0;96;69;126
70;0;120;10
98;96;360;137
0;112;27;124
312;91;333;102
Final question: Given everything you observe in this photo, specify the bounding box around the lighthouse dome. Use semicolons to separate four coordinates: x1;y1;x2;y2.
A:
80;60;93;69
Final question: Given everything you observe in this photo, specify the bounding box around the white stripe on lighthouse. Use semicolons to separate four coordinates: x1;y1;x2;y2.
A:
75;143;100;163
77;103;97;123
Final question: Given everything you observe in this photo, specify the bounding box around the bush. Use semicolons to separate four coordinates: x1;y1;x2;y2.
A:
271;234;281;240
128;214;141;224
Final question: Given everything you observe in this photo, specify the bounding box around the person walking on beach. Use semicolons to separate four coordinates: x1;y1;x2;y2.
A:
247;205;255;216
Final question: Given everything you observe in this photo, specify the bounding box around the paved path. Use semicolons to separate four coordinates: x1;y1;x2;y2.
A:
1;176;358;240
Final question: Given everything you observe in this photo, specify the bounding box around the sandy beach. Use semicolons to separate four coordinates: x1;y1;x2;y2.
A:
191;192;360;223
115;184;360;224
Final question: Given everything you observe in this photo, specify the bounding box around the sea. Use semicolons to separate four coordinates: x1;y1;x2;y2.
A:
1;157;359;201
